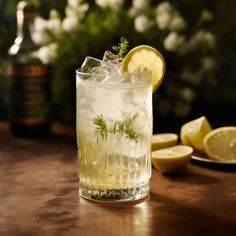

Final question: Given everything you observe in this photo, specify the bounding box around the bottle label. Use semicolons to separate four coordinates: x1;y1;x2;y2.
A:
8;64;51;125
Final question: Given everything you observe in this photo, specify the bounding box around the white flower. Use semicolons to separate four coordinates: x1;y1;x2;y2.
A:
155;2;186;31
182;87;196;102
37;43;58;64
63;1;89;31
48;10;62;36
132;0;149;10
180;30;216;55
32;17;50;45
169;15;186;31
95;0;124;11
155;11;172;30
129;0;149;17
66;3;89;19
32;12;62;44
65;5;75;17
62;15;78;32
34;16;48;32
32;31;50;45
68;0;79;8
128;8;138;17
203;31;216;48
47;18;62;36
201;57;216;72
187;30;216;51
134;15;152;33
164;32;185;52
49;9;60;19
181;69;202;85
156;1;173;15
78;3;89;17
96;0;106;8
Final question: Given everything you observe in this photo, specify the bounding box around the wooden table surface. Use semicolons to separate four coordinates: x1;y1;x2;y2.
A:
0;122;236;236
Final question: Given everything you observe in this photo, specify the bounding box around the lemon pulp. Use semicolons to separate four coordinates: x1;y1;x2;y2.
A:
203;126;236;162
152;145;193;173
180;116;212;152
152;133;178;151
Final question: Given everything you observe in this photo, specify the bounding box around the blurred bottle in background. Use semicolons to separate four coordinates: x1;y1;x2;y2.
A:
7;1;51;138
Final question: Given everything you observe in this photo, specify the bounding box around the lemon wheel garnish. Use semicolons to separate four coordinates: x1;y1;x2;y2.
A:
203;126;236;162
152;145;193;173
180;116;212;152
121;45;166;92
152;133;178;151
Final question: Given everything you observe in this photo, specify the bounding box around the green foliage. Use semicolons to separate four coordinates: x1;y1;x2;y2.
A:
1;0;235;124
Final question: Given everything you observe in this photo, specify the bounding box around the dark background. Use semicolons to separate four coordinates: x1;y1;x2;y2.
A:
0;0;235;133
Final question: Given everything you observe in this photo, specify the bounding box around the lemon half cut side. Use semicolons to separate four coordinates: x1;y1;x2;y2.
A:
203;126;236;162
152;145;193;173
152;133;178;151
121;45;166;92
180;116;212;152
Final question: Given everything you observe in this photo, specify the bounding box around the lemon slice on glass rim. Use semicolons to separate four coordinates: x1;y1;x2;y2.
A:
121;45;166;92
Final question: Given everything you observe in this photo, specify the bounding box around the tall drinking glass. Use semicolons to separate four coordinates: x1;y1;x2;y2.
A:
76;64;152;202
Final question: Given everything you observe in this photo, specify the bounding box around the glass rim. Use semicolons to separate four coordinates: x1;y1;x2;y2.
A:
76;68;108;77
76;68;152;89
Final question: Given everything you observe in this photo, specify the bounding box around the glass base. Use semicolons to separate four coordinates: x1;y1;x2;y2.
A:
79;180;150;203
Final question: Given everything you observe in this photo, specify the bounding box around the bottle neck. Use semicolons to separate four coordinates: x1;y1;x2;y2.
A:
16;8;34;42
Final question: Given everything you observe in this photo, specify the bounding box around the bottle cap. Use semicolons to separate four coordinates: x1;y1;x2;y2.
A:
17;1;36;21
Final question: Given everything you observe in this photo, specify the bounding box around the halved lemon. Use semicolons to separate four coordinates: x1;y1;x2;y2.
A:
152;133;178;151
180;116;212;152
203;126;236;162
121;45;166;92
152;145;193;173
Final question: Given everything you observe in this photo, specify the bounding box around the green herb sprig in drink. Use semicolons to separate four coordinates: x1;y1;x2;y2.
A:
112;37;129;60
94;114;139;143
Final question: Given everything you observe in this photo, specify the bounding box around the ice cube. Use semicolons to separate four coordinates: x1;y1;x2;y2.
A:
103;51;121;67
81;56;114;75
117;66;151;85
130;65;151;83
91;89;124;122
101;70;120;84
77;96;95;131
115;136;148;159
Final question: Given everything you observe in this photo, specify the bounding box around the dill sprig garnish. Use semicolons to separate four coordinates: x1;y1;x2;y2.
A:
93;113;139;142
117;114;139;142
112;37;129;60
94;114;108;139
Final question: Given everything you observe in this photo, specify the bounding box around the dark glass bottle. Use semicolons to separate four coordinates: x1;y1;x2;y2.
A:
7;1;51;138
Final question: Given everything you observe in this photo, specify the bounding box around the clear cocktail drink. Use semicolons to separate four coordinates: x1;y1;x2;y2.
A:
76;55;152;202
